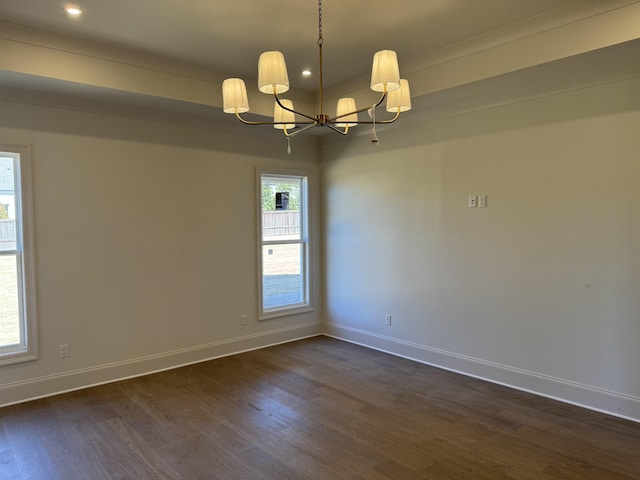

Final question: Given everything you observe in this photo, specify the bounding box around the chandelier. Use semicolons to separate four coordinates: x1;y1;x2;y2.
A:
221;0;411;147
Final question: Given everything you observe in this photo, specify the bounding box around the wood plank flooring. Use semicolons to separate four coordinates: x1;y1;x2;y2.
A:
1;336;639;479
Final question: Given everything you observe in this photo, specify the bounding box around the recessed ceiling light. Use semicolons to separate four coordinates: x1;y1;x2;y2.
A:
65;6;83;16
302;70;312;77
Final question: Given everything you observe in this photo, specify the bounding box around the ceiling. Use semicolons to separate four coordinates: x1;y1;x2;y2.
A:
1;0;639;132
0;0;583;91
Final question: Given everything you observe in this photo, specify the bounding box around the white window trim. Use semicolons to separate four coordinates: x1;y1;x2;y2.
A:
0;145;38;366
257;167;313;320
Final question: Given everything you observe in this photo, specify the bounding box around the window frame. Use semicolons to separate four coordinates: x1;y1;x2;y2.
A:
257;168;312;320
0;145;38;366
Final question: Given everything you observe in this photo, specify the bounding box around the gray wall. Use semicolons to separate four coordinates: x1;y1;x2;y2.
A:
0;99;322;404
323;76;640;421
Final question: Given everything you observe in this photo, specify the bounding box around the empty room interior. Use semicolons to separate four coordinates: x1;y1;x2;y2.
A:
1;0;639;478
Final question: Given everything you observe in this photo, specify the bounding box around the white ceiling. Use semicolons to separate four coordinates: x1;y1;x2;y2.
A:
0;0;583;90
2;0;639;132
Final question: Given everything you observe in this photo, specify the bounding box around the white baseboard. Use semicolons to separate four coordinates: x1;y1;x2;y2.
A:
5;321;638;423
1;323;321;407
324;322;640;423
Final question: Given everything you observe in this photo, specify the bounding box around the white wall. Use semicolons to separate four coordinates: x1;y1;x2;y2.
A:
2;75;639;422
323;76;640;421
0;98;322;405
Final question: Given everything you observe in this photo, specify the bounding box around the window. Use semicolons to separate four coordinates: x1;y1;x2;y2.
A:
258;170;311;319
0;146;37;365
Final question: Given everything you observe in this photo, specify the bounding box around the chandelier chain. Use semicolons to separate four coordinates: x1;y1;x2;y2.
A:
318;0;323;46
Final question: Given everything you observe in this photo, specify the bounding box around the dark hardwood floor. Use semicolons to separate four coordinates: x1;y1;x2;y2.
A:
1;336;639;479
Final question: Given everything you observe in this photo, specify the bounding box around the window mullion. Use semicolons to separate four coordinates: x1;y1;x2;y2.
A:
262;239;304;247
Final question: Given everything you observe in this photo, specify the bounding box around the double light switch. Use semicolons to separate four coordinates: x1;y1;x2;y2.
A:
468;195;487;208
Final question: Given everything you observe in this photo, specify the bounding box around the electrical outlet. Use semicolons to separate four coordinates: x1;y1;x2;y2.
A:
240;314;248;326
478;195;487;208
384;314;392;326
59;344;69;359
468;195;478;208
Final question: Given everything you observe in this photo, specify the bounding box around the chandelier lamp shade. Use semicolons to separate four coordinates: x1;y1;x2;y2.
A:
274;99;296;130
221;0;411;140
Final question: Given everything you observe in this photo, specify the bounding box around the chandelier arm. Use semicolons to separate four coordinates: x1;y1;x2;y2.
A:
325;124;349;135
354;110;401;125
283;123;317;138
234;112;274;125
235;112;315;126
328;92;387;123
274;93;318;123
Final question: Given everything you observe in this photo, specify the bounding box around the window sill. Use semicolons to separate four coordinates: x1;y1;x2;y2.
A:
0;350;38;367
259;305;314;321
